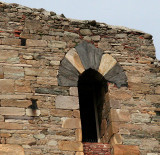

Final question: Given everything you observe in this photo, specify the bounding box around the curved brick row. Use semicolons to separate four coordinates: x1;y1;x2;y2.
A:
58;41;127;88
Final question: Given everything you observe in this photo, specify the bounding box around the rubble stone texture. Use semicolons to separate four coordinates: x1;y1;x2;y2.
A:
0;2;159;155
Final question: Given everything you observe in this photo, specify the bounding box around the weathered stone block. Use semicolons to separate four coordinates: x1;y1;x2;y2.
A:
0;51;18;62
25;68;57;77
110;109;130;122
131;113;151;123
91;35;100;41
98;41;111;50
48;140;57;146
1;38;21;46
0;122;23;129
4;66;24;79
80;29;92;35
0;144;25;155
1;100;32;108
146;95;160;103
155;86;160;94
0;67;4;79
76;152;84;155
113;145;140;155
37;77;58;85
51;109;73;117
111;134;122;145
0;133;11;138
70;87;78;96
26;39;47;47
26;109;41;116
48;40;66;48
0;79;14;94
34;134;45;139
0;107;25;116
62;118;81;129
0;95;26;100
25;20;42;30
0;115;4;121
55;96;79;109
58;141;83;151
35;86;69;95
76;129;82;141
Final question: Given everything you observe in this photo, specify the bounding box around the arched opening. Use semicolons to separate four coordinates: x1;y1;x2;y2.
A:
78;68;108;142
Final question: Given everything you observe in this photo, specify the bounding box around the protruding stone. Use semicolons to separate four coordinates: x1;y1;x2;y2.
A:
62;118;81;129
55;96;79;110
58;141;83;151
98;54;117;75
26;109;41;116
0;144;25;155
65;48;85;73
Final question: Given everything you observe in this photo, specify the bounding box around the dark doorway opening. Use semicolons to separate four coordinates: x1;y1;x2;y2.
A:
78;68;107;142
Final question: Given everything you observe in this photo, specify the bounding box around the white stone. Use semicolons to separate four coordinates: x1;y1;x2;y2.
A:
55;95;79;110
26;109;41;116
65;48;85;73
98;54;117;75
48;140;57;146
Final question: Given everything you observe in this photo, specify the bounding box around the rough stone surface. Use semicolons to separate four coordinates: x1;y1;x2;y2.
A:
113;145;140;155
55;96;79;109
0;107;25;116
70;87;78;96
62;118;81;128
0;144;25;155
58;141;83;151
0;2;159;155
0;79;14;93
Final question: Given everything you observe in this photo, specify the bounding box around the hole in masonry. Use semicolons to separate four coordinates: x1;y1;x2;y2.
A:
155;111;160;116
28;99;38;110
20;38;26;46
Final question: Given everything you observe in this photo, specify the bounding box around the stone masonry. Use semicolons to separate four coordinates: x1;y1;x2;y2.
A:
0;2;160;155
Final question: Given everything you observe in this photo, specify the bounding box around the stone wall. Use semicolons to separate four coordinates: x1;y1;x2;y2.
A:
0;2;159;155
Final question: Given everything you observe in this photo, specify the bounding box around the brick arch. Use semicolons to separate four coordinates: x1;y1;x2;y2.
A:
58;41;127;88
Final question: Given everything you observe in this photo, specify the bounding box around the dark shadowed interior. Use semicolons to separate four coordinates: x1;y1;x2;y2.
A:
78;68;107;142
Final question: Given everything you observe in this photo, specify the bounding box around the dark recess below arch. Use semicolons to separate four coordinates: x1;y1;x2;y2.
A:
78;68;108;142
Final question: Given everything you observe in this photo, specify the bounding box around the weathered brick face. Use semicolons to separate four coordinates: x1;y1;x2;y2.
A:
0;1;159;155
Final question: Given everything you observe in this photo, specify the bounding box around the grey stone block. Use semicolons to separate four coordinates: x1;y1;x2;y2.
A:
75;41;103;70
